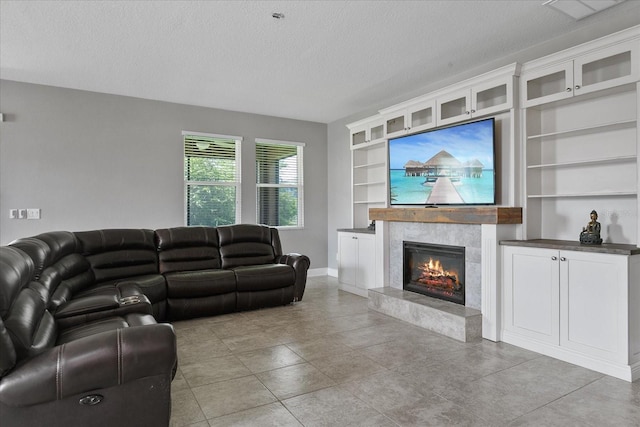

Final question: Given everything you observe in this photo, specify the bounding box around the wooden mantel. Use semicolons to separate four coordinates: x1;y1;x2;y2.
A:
369;207;522;225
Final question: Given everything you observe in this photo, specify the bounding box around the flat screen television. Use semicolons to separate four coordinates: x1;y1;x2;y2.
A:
388;117;496;206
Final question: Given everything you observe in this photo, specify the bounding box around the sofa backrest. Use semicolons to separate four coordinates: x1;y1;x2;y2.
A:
0;247;57;362
10;232;94;309
75;229;158;283
217;224;280;269
155;227;221;274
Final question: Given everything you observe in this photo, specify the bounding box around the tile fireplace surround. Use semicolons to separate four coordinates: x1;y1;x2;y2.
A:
369;207;522;341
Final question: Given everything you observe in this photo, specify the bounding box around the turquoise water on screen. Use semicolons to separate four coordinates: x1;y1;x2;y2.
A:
389;169;495;205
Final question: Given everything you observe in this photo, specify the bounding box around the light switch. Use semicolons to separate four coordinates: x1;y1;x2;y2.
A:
9;209;18;219
27;208;41;220
18;209;27;219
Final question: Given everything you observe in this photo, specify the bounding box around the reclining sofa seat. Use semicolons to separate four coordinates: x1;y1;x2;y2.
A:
156;224;311;320
156;226;237;320
75;229;167;320
9;231;151;329
0;246;177;427
217;224;297;310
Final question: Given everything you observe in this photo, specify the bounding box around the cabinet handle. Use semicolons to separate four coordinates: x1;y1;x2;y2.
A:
551;256;557;261
352;236;357;240
465;111;471;115
470;109;476;113
565;87;572;92
574;85;581;90
560;257;566;261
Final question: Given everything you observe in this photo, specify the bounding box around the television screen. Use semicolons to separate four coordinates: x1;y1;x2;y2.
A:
388;118;496;206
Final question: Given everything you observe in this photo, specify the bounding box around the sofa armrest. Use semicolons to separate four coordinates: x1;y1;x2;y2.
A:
54;294;153;329
276;253;310;301
0;323;176;407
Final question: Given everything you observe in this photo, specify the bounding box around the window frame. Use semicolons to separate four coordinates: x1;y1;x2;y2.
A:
255;138;305;229
183;130;242;226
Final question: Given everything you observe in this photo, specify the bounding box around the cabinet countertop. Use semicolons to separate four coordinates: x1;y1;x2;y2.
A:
500;239;640;255
337;228;375;235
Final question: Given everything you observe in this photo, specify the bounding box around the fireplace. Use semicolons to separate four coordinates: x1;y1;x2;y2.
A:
403;241;465;305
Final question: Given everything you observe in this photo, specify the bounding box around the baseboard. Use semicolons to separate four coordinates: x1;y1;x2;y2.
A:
502;330;637;382
308;268;331;277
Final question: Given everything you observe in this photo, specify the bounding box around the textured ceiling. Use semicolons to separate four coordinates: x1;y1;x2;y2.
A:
1;1;638;123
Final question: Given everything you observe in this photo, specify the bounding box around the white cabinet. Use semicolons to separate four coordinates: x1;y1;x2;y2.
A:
349;117;386;148
520;28;639;243
347;117;389;228
338;231;376;297
382;98;436;139
522;39;639;108
502;242;640;382
503;246;560;345
437;75;515;126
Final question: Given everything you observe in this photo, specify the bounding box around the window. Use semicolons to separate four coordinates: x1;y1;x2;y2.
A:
184;131;242;226
256;139;304;228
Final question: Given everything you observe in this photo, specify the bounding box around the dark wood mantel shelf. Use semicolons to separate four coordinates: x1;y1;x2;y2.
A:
369;207;522;225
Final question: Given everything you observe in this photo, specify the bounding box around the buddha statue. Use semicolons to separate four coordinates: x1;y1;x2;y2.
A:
579;210;602;245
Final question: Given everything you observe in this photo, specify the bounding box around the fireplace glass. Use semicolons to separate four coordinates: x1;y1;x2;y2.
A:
403;241;465;305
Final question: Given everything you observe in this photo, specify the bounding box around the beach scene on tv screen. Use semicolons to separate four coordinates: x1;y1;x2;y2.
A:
389;120;495;205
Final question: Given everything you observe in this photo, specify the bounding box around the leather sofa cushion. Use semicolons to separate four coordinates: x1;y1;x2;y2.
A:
165;270;236;298
77;274;166;304
156;227;221;273
167;294;236;320
56;313;157;344
0;318;16;376
234;264;295;292
75;229;158;283
0;247;33;317
237;286;294;311
9;237;50;280
217;224;277;268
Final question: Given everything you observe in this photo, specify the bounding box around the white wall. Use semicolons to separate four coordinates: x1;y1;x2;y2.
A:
325;12;640;272
0;81;328;268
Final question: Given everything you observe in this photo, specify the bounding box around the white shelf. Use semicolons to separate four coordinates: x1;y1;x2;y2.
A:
527;155;636;169
528;191;636;199
351;139;386;151
354;200;386;205
354;181;386;187
353;161;386;169
527;119;636;140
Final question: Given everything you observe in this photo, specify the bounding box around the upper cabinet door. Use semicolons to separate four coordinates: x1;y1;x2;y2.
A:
574;40;639;96
384;98;436;139
436;89;471;127
522;61;574;108
472;76;514;117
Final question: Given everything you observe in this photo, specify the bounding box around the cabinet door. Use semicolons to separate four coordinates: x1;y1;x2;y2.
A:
407;99;436;134
574;40;639;97
522;61;574;108
356;234;375;289
472;76;513;117
437;89;471;126
560;251;627;362
385;112;407;139
338;233;357;286
503;246;560;344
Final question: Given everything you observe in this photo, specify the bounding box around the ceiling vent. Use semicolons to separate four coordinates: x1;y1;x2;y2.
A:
543;0;626;20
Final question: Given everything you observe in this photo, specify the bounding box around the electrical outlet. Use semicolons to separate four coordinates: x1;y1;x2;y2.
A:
9;209;18;219
27;208;41;220
18;209;27;219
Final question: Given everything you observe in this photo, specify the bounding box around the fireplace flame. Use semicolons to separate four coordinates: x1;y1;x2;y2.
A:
420;258;458;283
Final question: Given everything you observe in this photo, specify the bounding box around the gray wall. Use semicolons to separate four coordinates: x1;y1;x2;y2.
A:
325;13;640;272
0;80;328;268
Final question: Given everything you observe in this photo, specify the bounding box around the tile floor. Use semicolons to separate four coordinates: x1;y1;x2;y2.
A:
170;276;640;426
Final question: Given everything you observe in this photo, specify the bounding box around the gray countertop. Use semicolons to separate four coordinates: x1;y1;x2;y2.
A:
500;239;640;255
337;228;375;235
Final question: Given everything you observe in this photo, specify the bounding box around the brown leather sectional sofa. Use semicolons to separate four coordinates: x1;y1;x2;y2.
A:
0;224;310;426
